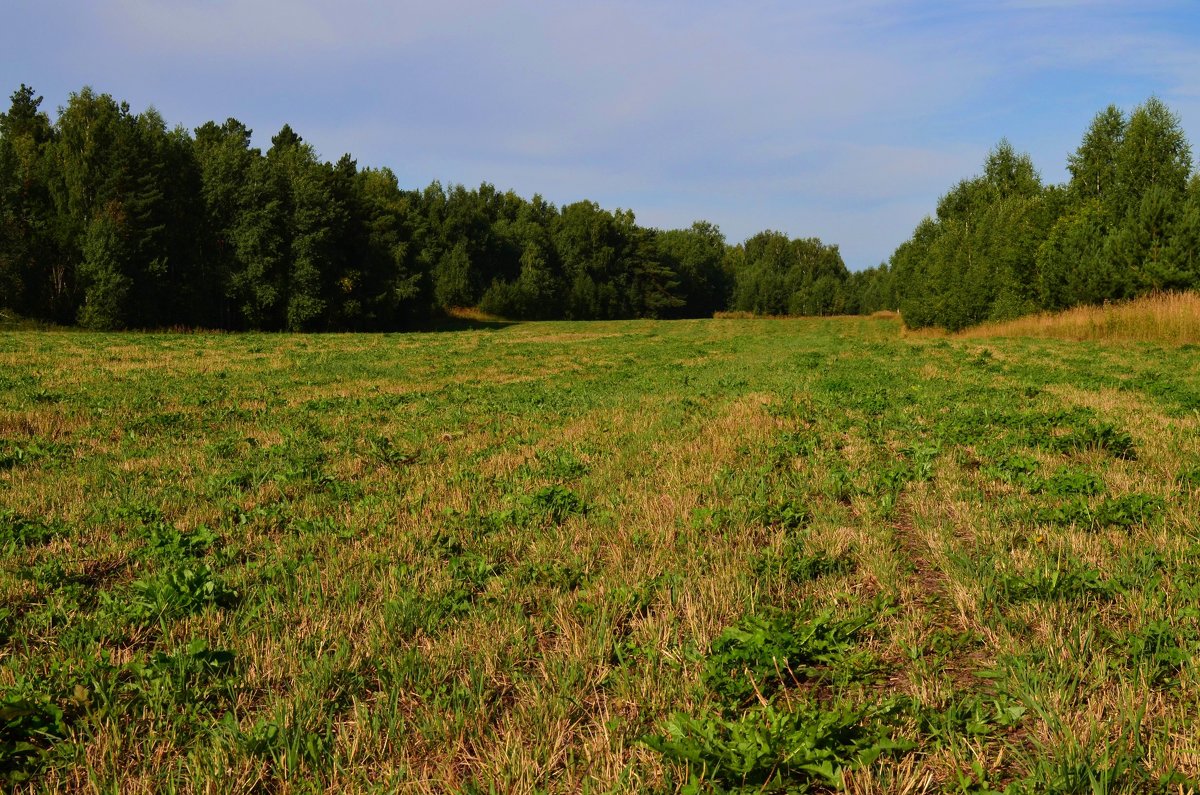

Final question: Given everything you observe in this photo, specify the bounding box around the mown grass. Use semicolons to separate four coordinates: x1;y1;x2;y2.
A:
1;315;1198;793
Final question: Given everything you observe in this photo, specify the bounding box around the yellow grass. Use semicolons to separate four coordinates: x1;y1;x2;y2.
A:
444;305;508;322
959;291;1200;345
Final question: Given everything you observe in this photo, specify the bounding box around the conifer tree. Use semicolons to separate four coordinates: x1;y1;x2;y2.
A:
0;85;58;317
194;118;258;326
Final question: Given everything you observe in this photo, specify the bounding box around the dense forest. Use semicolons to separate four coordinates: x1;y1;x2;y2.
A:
2;86;1198;331
866;97;1200;330
0;85;856;331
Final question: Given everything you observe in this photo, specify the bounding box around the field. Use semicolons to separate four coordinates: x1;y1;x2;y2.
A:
2;316;1199;793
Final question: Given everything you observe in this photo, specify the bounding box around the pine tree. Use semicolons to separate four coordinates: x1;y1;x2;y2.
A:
194;118;258;327
1108;185;1189;293
0;85;58;317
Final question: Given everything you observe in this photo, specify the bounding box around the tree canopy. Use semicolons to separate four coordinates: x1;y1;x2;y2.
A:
1;84;856;330
882;98;1200;331
4;86;1198;331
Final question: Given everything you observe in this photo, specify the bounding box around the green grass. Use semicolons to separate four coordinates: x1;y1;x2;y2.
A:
1;315;1198;792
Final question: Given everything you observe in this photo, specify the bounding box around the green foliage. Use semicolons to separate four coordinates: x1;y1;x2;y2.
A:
1118;620;1198;688
1037;199;1120;310
1039;467;1105;497
0;692;69;784
1015;724;1156;795
4;84;750;328
1116;98;1192;217
523;485;587;524
749;499;811;531
989;561;1116;604
729;231;850;317
910;694;1026;747
984;453;1041;487
1068;105;1124;207
534;448;589;480
1047;422;1137;460
433;241;475;309
513;560;585;591
1092;494;1164;528
1034;494;1163;531
894;97;1200;331
141;523;220;558
114;565;238;626
9;84;1200;330
657;221;730;318
753;543;855;585
893;141;1056;331
701;608;872;707
0;85;60;321
0;510;66;548
76;211;133;330
644;701;910;793
241;714;335;775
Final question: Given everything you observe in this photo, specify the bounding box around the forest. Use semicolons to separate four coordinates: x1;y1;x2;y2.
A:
0;85;850;331
877;98;1200;330
1;85;1198;331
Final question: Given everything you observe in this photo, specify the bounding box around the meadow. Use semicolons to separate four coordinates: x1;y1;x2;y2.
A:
1;315;1198;793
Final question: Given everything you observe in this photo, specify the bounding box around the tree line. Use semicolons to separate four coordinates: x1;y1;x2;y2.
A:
10;86;1192;333
0;85;866;331
863;97;1200;330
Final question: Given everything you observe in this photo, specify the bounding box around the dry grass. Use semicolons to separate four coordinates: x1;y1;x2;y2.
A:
443;305;509;323
959;291;1200;345
3;316;1198;792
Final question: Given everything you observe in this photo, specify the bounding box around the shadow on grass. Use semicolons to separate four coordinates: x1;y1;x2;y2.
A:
411;315;522;333
0;308;523;335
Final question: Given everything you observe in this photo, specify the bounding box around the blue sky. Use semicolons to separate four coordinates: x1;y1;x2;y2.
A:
4;1;1200;270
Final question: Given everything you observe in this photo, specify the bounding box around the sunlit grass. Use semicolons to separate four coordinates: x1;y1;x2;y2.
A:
1;316;1197;792
959;290;1200;345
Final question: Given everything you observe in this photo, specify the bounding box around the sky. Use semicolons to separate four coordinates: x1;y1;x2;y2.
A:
3;1;1200;270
